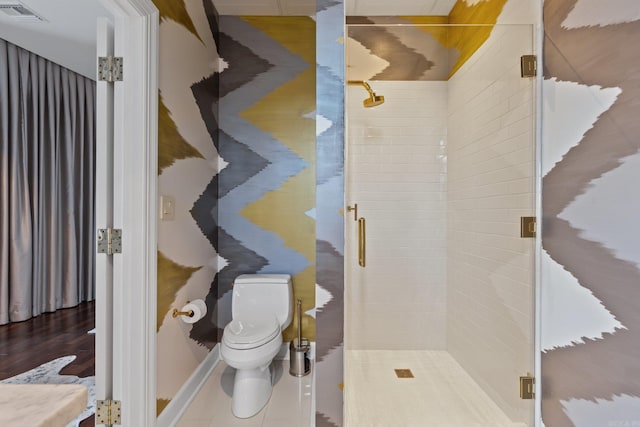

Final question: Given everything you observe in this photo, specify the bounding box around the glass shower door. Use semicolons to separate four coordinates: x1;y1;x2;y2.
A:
344;23;536;426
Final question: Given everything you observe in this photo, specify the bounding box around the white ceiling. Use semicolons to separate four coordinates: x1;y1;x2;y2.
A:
347;0;457;16
213;0;316;16
0;0;112;79
213;0;457;15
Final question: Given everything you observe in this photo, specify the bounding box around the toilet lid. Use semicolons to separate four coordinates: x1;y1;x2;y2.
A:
222;315;280;350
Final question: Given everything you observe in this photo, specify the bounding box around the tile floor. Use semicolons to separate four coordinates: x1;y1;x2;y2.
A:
344;350;529;427
178;350;528;427
177;360;313;427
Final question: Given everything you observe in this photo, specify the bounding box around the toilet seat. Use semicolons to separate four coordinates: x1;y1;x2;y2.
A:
222;315;280;350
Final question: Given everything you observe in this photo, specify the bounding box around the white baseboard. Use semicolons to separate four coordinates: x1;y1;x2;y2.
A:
156;344;221;427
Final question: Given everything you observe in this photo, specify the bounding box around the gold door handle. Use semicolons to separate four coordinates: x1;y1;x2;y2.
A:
358;217;366;267
346;203;358;222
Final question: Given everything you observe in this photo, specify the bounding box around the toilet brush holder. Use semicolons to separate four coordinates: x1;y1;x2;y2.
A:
289;338;311;377
289;298;311;377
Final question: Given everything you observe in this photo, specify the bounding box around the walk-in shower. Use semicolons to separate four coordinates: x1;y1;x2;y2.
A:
344;21;537;427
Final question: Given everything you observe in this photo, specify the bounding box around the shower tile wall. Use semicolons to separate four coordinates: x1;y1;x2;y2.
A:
346;81;448;350
446;24;534;423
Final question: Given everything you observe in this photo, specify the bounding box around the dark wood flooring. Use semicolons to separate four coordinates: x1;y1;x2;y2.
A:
0;302;95;426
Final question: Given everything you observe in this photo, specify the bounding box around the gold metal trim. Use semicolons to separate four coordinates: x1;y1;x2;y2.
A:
347;80;385;107
172;308;194;318
521;55;537;78
346;203;358;222
394;369;414;378
520;216;536;238
520;373;535;399
358;217;366;267
347;80;373;93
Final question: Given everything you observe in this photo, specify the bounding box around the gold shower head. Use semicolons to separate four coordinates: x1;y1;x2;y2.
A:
348;80;385;108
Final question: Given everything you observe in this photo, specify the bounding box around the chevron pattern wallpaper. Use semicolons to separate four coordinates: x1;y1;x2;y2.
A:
541;0;640;424
346;1;508;82
315;0;346;425
154;0;221;415
216;15;316;342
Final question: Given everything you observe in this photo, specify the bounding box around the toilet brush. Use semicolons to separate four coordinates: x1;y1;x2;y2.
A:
289;298;311;377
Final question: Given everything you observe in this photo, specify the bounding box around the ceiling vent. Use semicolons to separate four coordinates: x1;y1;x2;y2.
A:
0;3;46;22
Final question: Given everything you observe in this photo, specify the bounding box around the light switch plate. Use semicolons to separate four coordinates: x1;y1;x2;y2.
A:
160;195;175;221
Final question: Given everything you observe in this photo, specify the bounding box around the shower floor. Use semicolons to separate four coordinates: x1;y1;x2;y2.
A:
344;350;527;427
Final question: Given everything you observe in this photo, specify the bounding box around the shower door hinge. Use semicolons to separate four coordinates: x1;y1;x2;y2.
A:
521;55;537;78
97;228;122;255
520;217;536;238
519;374;535;400
98;56;123;82
96;399;121;425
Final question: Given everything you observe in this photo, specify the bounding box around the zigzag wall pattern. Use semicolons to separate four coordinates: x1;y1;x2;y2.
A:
188;0;222;346
542;0;640;424
316;0;346;425
347;1;508;82
154;0;220;414
217;16;317;341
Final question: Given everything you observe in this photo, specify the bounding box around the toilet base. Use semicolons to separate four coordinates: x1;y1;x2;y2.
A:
231;364;273;418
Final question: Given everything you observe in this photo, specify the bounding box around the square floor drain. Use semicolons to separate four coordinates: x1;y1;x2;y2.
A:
394;369;414;378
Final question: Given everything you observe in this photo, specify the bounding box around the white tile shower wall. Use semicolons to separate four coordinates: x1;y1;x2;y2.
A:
446;25;535;423
346;81;448;351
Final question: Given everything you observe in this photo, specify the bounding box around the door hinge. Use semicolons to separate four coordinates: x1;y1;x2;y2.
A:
520;216;536;238
521;54;537;78
98;56;123;82
96;399;121;425
97;228;122;255
520;374;535;399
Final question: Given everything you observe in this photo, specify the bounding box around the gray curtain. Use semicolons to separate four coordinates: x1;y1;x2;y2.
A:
0;38;95;325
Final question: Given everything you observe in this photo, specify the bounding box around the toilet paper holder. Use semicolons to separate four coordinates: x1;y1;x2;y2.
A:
171;299;207;322
172;308;194;318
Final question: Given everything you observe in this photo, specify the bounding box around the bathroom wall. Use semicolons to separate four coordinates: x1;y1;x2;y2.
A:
346;81;448;350
346;0;534;83
346;17;452;81
446;11;535;426
216;14;316;343
199;8;342;426
154;0;220;414
541;0;640;425
315;0;346;425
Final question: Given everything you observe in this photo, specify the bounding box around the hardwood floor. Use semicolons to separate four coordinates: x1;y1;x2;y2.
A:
0;302;95;426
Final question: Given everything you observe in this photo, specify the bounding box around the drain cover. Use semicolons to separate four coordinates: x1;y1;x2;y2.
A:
394;369;414;378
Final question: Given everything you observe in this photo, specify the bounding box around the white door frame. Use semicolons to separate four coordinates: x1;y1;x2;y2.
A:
100;0;158;425
95;14;115;412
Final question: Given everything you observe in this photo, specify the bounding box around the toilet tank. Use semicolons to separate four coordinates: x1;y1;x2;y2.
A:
232;274;293;329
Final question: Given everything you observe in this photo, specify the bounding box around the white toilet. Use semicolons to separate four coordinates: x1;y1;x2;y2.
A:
220;274;293;418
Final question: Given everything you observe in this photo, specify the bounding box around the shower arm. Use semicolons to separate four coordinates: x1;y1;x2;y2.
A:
347;80;375;98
